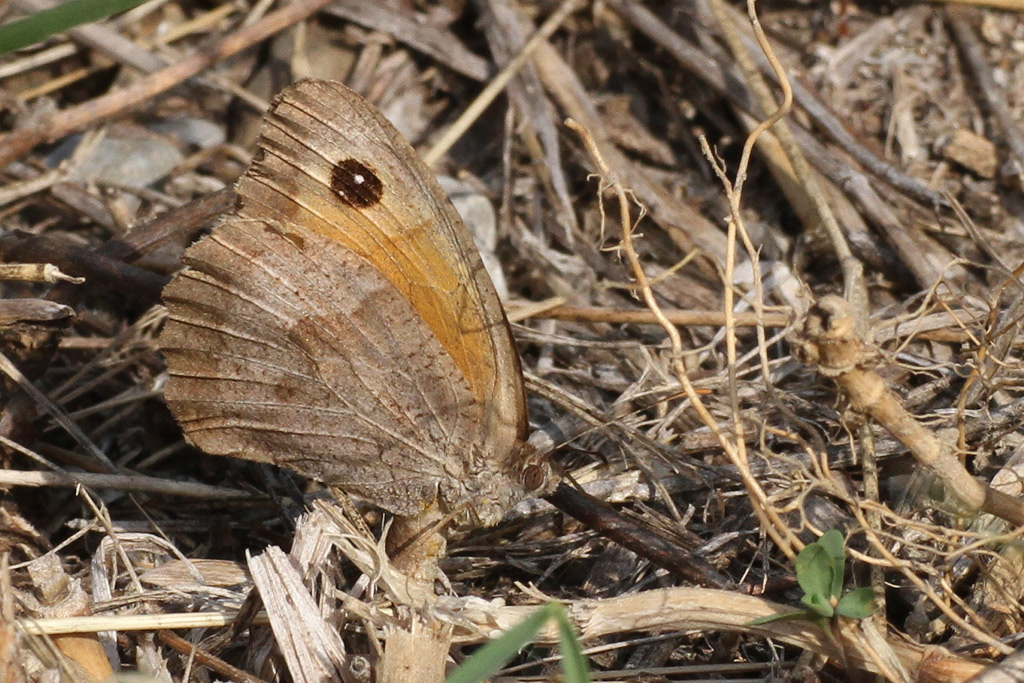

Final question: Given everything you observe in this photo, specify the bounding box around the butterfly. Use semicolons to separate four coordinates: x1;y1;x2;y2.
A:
161;79;550;527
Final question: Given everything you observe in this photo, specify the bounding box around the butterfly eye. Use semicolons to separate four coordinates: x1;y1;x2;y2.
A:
522;464;547;492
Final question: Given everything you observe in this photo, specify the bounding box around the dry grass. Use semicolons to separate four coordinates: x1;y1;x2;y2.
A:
2;0;1024;681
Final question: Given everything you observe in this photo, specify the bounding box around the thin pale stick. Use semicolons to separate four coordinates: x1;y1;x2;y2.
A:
422;0;583;166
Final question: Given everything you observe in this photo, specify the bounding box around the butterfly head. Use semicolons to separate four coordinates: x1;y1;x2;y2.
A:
446;441;554;527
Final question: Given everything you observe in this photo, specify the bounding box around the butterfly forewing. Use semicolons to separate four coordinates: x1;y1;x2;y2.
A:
241;80;527;445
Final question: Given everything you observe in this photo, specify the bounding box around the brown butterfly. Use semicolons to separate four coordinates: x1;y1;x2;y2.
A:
161;79;549;526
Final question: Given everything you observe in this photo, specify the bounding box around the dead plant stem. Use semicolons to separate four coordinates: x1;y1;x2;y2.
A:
422;0;583;167
848;500;1013;655
0;0;338;168
799;296;1024;530
567;117;798;560
708;0;867;330
694;0;811;558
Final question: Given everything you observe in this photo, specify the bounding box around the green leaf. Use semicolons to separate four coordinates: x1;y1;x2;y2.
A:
836;587;877;619
817;529;847;598
0;0;151;57
795;543;835;602
818;529;846;560
801;590;835;618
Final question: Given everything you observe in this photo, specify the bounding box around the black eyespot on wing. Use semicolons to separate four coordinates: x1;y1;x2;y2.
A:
331;158;384;208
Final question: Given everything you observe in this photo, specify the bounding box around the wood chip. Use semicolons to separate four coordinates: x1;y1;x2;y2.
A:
942;129;998;178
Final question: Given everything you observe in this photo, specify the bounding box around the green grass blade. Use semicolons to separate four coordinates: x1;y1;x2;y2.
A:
0;0;151;56
554;605;591;683
748;610;813;626
446;603;559;683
